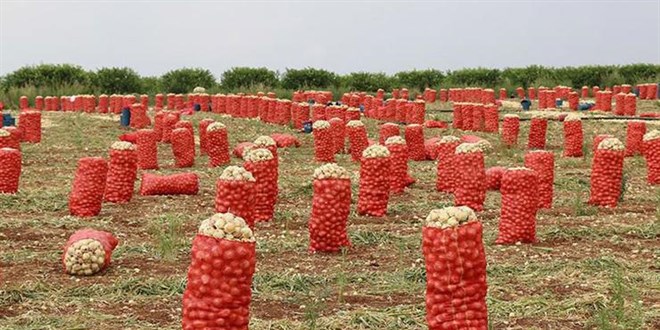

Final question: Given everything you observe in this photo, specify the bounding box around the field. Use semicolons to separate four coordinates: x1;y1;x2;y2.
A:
1;101;659;330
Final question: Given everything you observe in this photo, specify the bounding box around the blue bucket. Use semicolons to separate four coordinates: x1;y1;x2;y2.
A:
555;99;563;108
520;99;531;111
578;103;593;111
303;121;313;134
359;105;365;113
193;103;201;112
120;108;131;127
2;113;15;127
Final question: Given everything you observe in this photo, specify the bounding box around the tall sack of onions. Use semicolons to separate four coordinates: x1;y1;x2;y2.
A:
643;130;660;184
484;104;499;133
357;145;391;217
568;91;579;111
0;129;19;150
206;123;230;167
312;104;327;121
379;123;400;144
104;142;137;203
309;164;352;253
215;166;256;228
495;168;539;244
461;103;474;131
593;134;613;155
346;120;368;162
485;166;505;190
523;150;554;209
407;100;425;124
385;136;412;194
453;143;486;211
171;128;195;168
62;229;118;276
243;149;278;222
329;118;346;154
472;104;485;131
435;136;461;192
562;114;583;157
581;86;589;98
614;93;626;116
313;121;335;162
182;213;256;330
452;102;463;129
18;110;41;143
198;119;215;156
174;120;194;136
405;124;426;161
588;138;625;207
0;148;21;194
422;206;488;330
527;115;548;149
136;129;159;170
625;121;646;157
254;135;278;164
624;93;637;116
502;114;520;146
162;113;180;143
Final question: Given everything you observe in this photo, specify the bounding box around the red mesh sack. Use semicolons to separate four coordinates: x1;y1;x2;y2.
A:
233;142;255;159
613;85;621;95
495;168;539;244
3;126;22;150
485;166;505;191
401;89;409;100
384;99;396;121
18;110;41;143
425;138;440;160
461;103;473;131
155;94;164;109
104;142;137;203
435;137;461;192
386;137;412;194
453;144;486;211
207;123;230;167
199;119;215;156
97;95;108;113
407;100;425;124
34;96;43;110
593;134;613;155
311;104;327;121
347;121;368;162
0;128;19;150
439;89;448;102
527;117;547;149
422;208;488;330
523;150;554;209
562;115;583;157
271;133;300;148
638;84;648;99
647;84;657;100
19;96;28;109
394;99;407;123
624;121;646;157
215;167;256;228
62;229;118;276
129;104;151;129
528;87;536;100
182;214;256;330
452;103;463;129
581;86;589;98
472;104;485;131
379;123;400;144
588;138;625;207
69;157;108;217
499;88;507;100
136;129;159;170
357;145;391;217
484;104;499;133
568;92;579;111
0;148;21;194
175;120;194;136
643;131;660;184
243;149;278;222
328;118;345;154
309;164;352;253
162;113;180;143
516;87;525;99
153;111;166;141
601;91;613;112
171;128;196;168
405;124;425;161
139;172;199;196
313;121;335;162
624;94;637;116
621;85;631;94
425;120;448;129
346;107;360;121
614;93;626;116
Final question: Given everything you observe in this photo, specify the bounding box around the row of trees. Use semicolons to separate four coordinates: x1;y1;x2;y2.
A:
1;63;659;96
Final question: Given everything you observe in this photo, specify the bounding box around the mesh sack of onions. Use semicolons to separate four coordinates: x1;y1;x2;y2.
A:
346;121;369;162
136;129;159;170
452;103;464;129
647;84;657;100
394;100;407;123
139;172;199;196
405;124;426;161
313;121;334;162
346;107;360;121
62;229;118;276
453;143;486;211
67;156;108;216
386;136;413;193
592;134;613;155
643;130;660;184
182;213;256;330
422;206;488;329
638;84;648;99
0;128;19;150
104;142;137;203
523;150;554;209
18;110;41;143
243;149;278;222
357;145;391;217
207;123;230;167
309;164;352;253
407;100;425;124
385;99;396;121
568;91;579;111
499;88;507;100
162;113;180;143
625;121;646;157
472;104;485;131
614;93;626;116
174;120;194;136
528;87;536;100
485;166;505;191
253;135;279;165
311;104;327;121
153;111;166;141
621;84;631;94
588;138;625;207
516;87;525;99
601;91;613;111
379;123;400;144
271;133;300;148
19;96;28;109
215;166;256;228
483;104;499;133
435;136;461;193
562;114;583;157
461;103;474;131
527;115;548;149
233;142;255;159
129;104;151;129
624;93;637;116
171;128;196;168
198;119;215;156
581;86;589;98
329;118;346;154
495;168;539;244
0;148;21;194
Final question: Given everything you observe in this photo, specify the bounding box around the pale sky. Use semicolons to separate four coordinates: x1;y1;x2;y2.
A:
1;0;659;77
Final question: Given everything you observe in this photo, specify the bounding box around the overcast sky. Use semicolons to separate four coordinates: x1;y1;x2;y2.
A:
1;0;659;77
